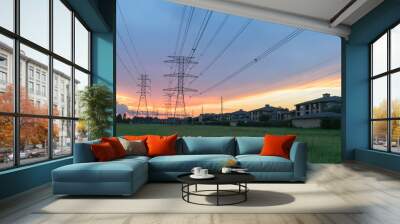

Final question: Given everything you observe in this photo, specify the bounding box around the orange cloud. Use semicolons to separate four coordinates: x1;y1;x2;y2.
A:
117;73;341;116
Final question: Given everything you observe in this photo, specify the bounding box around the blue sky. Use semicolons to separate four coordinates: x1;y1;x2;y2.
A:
116;0;341;115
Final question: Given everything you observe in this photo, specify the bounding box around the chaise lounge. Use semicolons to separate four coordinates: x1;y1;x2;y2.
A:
52;137;307;196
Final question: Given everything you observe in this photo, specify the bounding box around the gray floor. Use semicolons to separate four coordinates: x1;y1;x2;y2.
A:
1;163;400;224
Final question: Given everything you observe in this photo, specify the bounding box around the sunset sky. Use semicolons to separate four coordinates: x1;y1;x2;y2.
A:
116;0;341;117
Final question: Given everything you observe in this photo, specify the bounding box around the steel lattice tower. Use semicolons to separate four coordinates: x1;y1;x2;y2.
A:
136;74;151;117
163;92;175;118
164;56;198;118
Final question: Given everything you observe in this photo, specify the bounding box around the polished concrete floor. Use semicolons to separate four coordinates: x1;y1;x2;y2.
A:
1;163;400;224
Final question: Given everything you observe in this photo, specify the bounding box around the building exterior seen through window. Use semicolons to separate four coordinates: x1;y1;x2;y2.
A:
0;0;91;170
370;23;400;153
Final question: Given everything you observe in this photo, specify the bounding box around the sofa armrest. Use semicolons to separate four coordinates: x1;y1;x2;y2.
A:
73;140;100;163
289;142;307;182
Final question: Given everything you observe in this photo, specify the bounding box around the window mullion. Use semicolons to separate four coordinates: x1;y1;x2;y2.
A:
71;10;76;154
48;0;54;160
388;30;391;153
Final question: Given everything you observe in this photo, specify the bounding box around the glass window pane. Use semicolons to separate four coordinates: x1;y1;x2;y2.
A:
74;18;89;70
53;59;72;117
391;120;400;153
372;121;388;151
20;117;49;165
372;33;387;76
391;24;400;70
53;119;72;157
20;44;49;115
0;116;14;170
372;76;387;119
391;72;400;118
74;69;89;118
0;0;14;31
20;0;49;49
75;120;88;143
0;34;14;112
53;0;72;60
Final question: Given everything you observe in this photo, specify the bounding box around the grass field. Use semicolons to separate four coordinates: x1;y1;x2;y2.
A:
117;123;342;163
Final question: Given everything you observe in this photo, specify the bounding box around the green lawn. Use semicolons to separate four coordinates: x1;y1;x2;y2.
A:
116;123;342;163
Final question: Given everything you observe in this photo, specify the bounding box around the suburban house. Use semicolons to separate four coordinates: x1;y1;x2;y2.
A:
249;104;289;121
295;93;341;117
292;93;342;128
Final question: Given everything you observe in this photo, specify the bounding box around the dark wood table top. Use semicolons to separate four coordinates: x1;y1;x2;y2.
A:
177;172;255;185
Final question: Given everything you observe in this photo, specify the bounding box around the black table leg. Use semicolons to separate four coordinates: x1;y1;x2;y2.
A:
216;184;219;206
245;183;247;201
195;184;198;192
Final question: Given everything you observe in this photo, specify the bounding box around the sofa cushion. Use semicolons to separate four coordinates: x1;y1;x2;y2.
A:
149;154;235;172
101;137;127;158
53;158;148;183
236;137;263;155
147;134;178;157
118;138;147;156
91;142;118;161
181;137;235;155
260;135;296;159
236;155;293;172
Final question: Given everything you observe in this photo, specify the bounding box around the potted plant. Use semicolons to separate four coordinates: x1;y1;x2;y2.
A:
79;84;113;140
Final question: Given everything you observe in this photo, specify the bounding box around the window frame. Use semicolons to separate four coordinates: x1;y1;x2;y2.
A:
0;0;92;171
370;21;400;154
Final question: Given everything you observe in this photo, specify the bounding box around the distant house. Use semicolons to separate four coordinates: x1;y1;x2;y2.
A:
249;104;289;121
292;93;341;128
226;109;250;123
198;113;219;122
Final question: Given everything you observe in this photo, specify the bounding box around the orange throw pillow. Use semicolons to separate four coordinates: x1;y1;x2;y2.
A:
260;134;296;159
146;134;178;157
124;135;148;141
91;142;117;161
101;137;127;158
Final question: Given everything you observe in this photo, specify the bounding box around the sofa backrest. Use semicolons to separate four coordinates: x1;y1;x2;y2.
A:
74;139;100;163
180;137;236;155
235;137;263;155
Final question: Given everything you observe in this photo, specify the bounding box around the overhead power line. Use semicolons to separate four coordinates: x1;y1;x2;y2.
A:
117;53;139;85
198;15;229;60
178;7;195;56
187;10;213;59
173;6;187;57
117;33;141;75
117;2;147;75
189;18;252;85
197;29;304;96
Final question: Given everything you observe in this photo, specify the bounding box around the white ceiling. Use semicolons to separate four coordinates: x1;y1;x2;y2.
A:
168;0;384;38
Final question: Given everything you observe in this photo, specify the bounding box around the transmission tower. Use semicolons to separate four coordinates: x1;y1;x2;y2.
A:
164;56;198;118
136;74;151;117
163;92;174;118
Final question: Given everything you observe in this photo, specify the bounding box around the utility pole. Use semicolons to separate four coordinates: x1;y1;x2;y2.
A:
136;74;151;117
164;56;198;118
220;96;223;120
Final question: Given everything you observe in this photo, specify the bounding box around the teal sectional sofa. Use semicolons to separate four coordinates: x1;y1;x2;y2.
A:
52;137;307;196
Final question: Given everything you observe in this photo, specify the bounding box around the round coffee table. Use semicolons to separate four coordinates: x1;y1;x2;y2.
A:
177;173;255;206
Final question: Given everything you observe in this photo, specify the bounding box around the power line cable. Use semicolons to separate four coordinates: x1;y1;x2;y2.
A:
187;14;229;73
117;33;141;75
117;2;147;75
117;53;139;85
196;29;304;96
177;7;195;56
187;10;213;59
189;18;252;85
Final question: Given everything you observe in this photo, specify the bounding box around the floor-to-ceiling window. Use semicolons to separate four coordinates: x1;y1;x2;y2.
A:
371;22;400;153
0;0;91;170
